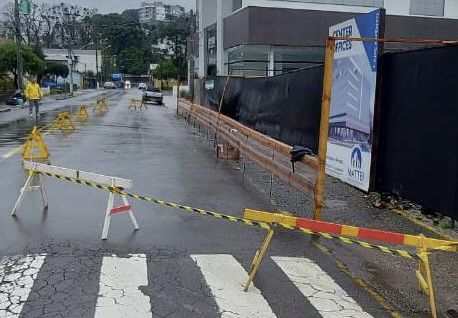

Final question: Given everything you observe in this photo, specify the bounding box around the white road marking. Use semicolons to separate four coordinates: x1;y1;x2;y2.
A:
272;256;374;318
94;254;151;318
0;254;46;318
191;254;277;318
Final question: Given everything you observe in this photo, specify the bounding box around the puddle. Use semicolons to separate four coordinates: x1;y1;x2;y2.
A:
0;104;79;147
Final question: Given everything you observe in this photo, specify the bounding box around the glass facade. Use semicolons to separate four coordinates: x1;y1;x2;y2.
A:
205;24;217;76
225;45;324;77
273;46;324;75
226;45;270;76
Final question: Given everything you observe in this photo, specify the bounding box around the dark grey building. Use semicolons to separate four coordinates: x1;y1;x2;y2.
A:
221;6;458;76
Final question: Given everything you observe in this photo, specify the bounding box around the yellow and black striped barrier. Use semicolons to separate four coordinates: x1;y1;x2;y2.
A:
26;167;423;260
24;162;455;318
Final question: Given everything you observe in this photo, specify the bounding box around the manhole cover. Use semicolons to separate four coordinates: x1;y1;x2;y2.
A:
446;310;458;318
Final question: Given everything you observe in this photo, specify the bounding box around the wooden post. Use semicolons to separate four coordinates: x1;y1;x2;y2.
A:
314;37;335;220
176;78;180;115
214;76;231;147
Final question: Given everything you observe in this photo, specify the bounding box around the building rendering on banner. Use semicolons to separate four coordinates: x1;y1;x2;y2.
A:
190;0;458;79
139;1;185;25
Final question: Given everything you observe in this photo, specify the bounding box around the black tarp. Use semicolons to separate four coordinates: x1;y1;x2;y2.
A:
196;45;458;220
376;45;458;219
199;65;324;153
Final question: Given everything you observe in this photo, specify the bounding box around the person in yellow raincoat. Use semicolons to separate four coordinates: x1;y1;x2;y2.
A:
25;78;43;118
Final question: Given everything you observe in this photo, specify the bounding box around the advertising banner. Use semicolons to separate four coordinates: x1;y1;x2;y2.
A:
326;9;385;191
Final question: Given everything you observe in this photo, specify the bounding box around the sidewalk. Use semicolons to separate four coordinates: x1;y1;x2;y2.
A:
0;89;105;124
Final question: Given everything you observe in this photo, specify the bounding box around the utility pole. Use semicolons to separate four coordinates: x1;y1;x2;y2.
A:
95;34;100;88
14;0;23;90
68;46;74;95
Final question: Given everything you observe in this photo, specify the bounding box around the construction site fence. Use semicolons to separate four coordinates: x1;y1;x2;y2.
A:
194;65;324;154
193;44;458;221
177;100;320;216
376;44;458;220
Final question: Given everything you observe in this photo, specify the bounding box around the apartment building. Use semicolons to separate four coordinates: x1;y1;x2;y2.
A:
139;1;185;25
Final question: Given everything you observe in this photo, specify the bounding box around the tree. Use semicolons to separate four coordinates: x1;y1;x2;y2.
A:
153;58;176;81
0;41;45;88
118;47;152;75
121;9;140;23
44;62;69;79
93;13;145;56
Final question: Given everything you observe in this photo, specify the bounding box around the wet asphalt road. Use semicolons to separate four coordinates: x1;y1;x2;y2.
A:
0;89;454;318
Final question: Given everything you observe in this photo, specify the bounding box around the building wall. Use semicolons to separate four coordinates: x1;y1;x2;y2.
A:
240;0;458;18
198;0;217;77
195;0;458;78
43;49;102;83
217;0;234;74
224;6;458;50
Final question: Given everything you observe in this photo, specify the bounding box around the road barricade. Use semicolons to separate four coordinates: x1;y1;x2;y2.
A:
14;161;139;240
22;127;49;161
93;98;108;115
13;147;457;318
73;105;90;121
243;209;457;318
54;112;75;131
129;98;147;111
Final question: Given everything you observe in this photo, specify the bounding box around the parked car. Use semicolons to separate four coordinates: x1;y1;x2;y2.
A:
42;81;64;93
138;83;147;90
142;87;163;104
103;81;116;89
6;91;25;106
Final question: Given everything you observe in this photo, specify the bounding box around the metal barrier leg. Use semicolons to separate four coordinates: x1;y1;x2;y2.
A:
244;227;275;292
122;194;139;231
416;235;438;318
101;192;114;240
11;173;34;216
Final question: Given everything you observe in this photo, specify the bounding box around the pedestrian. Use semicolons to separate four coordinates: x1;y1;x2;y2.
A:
25;77;43;118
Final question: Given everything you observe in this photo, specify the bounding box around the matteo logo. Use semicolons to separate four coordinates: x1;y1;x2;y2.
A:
348;146;364;182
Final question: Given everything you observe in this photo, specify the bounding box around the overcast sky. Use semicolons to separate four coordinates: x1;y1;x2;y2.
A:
32;0;196;14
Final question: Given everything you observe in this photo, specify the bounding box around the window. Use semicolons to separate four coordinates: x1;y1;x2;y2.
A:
226;45;269;77
410;0;444;16
270;0;384;8
233;0;242;11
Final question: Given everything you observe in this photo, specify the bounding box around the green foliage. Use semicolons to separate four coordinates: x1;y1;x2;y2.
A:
91;10;191;78
94;13;145;56
179;89;192;101
121;9;140;23
0;76;15;91
44;62;69;79
148;16;189;56
118;47;152;75
0;41;45;76
153;59;176;81
153;56;187;81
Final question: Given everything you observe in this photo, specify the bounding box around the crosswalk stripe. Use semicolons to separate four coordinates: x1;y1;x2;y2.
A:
0;254;46;318
94;254;152;318
191;254;277;318
272;256;375;318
